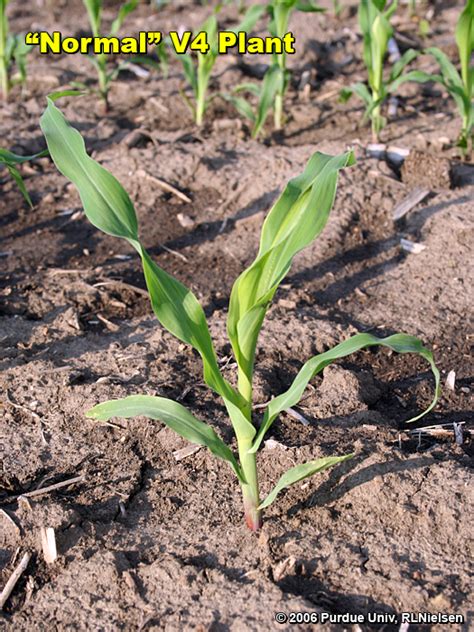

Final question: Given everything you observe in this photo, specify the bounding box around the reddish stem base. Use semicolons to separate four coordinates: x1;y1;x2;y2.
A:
244;502;262;532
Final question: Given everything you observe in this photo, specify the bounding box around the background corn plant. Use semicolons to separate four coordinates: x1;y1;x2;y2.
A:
0;0;31;99
80;0;138;108
226;0;323;137
410;0;473;153
341;0;420;140
176;5;264;126
40;97;440;531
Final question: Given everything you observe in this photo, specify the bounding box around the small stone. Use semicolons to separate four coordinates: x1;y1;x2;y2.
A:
42;192;55;205
278;298;297;309
445;370;456;391
177;213;195;228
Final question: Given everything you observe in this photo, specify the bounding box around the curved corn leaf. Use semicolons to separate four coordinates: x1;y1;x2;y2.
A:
410;47;472;132
258;454;353;509
82;0;101;36
340;81;373;109
235;82;262;98
0;148;48;208
227;150;355;403
233;4;266;33
40;100;138;240
295;1;325;12
269;2;293;40
180;53;198;97
388;69;443;94
110;0;138;36
40;98;243;416
425;46;463;90
251;333;440;453
87;395;245;482
388;48;418;83
48;89;86;102
3;164;32;207
221;91;256;123
0;147;47;165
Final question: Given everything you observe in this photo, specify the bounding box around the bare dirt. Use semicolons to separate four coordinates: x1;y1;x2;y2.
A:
0;1;473;631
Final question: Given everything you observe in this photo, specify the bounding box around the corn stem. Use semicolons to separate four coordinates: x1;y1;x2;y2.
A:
195;92;205;126
96;54;109;110
371;104;381;141
274;92;283;131
239;438;261;531
0;52;7;100
237;366;261;531
195;61;208;126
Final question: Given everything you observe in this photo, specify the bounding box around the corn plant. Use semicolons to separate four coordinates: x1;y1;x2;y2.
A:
227;0;323;137
411;0;473;153
0;0;31;99
341;0;419;140
40;97;440;531
177;5;264;126
0;148;47;207
80;0;138;108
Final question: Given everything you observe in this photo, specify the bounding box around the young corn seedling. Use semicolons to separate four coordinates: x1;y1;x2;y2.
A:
0;0;31;99
81;0;138;108
0;147;47;207
341;0;420;140
411;0;473;154
41;97;440;531
176;6;264;126
227;0;323;137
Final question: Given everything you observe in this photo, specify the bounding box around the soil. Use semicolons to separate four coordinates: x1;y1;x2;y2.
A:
1;1;473;631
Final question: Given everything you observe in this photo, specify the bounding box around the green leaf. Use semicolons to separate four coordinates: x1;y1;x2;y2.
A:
0;148;48;208
295;1;325;13
388;69;443;94
341;81;373;108
258;454;354;509
425;46;463;90
228;150;355;408
48;89;86;101
179;51;198;96
87;395;245;482
82;0;102;37
221;92;256;123
455;0;474;97
0;147;47;164
40;98;138;240
230;4;266;33
251;333;440;453
110;0;138;36
39;98;243;407
5;164;33;207
388;48;418;83
235;82;261;97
